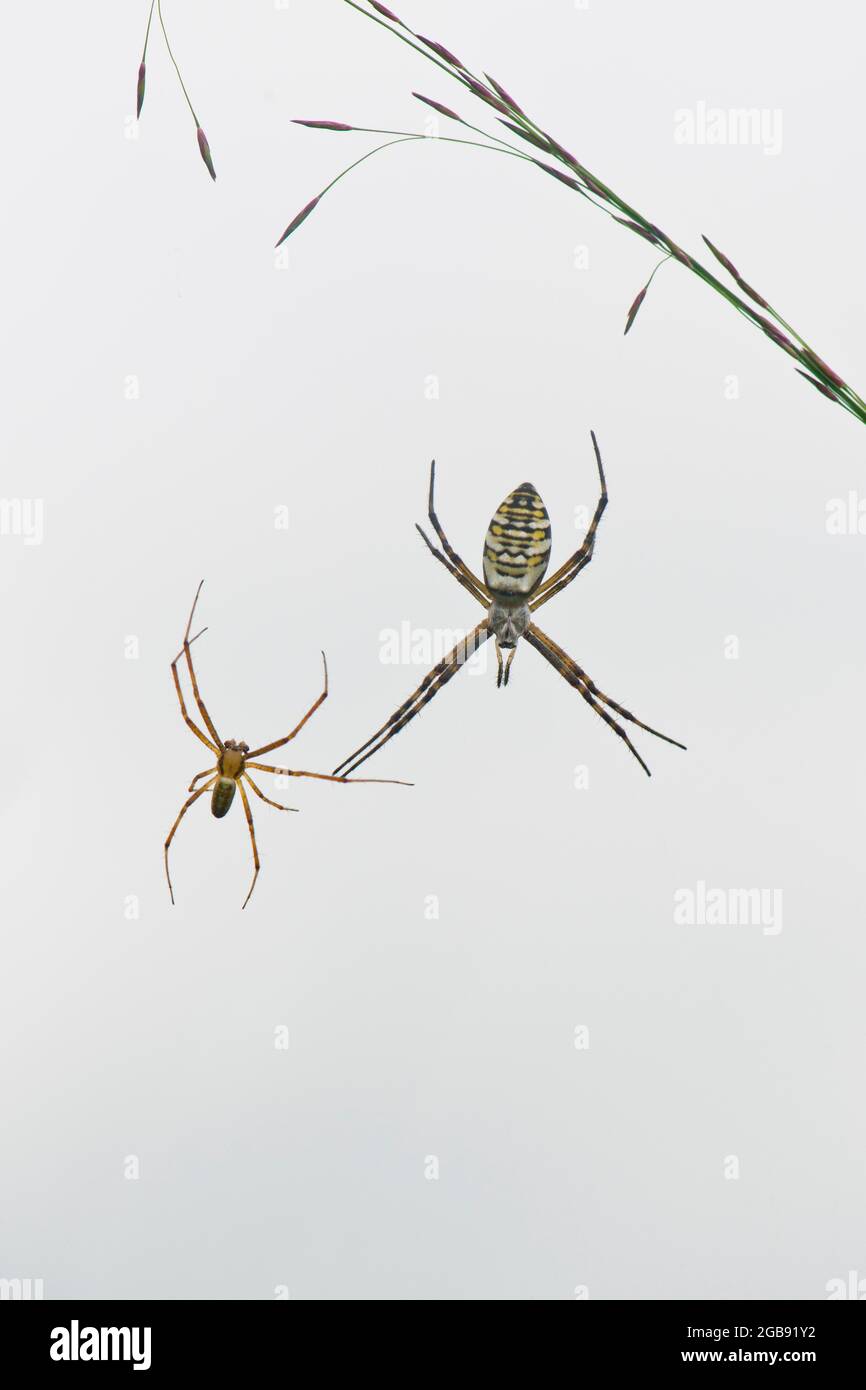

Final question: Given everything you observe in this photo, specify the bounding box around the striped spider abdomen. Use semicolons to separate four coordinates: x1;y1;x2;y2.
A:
482;483;552;601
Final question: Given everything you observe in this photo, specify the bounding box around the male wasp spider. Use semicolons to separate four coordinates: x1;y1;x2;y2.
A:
334;433;685;780
165;582;410;908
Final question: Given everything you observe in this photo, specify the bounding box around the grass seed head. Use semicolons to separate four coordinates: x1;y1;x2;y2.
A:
463;76;510;115
498;119;551;153
756;317;797;355
624;286;648;335
294;119;355;131
613;216;662;246
416;35;465;69
531;159;584;192
702;235;738;278
543;134;581;169
369;2;404;23
136;62;146;119
413;93;464;123
484;73;524;115
197;127;216;180
802;350;846;389
795;369;839;401
283;1;864;428
702;236;769;307
276;195;321;247
579;171;606;197
739;281;769;309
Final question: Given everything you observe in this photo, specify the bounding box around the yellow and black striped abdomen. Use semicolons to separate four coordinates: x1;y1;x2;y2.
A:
482;483;552;599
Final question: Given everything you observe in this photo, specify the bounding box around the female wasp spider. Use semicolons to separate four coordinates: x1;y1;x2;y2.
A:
334;433;685;780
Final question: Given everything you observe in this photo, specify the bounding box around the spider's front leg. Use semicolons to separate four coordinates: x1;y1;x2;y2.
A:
530;431;608;612
331;622;492;777
246;762;412;788
421;459;490;604
246;653;329;759
171;627;218;755
180;581;223;749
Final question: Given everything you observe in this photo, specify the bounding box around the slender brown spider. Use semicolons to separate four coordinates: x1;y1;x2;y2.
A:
165;581;410;908
333;432;686;780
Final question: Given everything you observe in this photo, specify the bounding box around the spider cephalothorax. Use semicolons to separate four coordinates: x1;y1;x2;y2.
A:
334;433;686;780
164;582;410;908
486;597;531;651
211;740;250;818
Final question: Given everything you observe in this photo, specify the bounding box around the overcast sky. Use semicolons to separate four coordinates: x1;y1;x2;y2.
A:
1;0;864;1299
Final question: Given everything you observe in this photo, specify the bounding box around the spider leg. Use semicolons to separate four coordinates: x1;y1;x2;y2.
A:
415;524;489;607
530;431;608;611
246;762;412;787
181;581;223;749
332;621;493;777
171;628;218;753
529;624;686;750
164;776;217;904
425;459;489;597
524;627;653;776
187;767;218;792
246;652;329;758
244;772;299;813
237;781;260;910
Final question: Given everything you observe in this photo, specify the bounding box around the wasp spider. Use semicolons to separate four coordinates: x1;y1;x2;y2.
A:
165;582;410;908
334;433;685;780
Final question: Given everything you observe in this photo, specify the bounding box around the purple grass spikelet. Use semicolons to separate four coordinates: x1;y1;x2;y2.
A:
197;126;216;180
413;93;465;123
415;35;465;69
624;287;648;336
531;159;584;193
795;369;839;401
463;76;510;116
702;235;769;307
275;195;322;248
612;216;662;247
293;119;355;131
801;350;846;389
497;119;552;153
368;2;404;23
484;74;524;115
701;235;739;279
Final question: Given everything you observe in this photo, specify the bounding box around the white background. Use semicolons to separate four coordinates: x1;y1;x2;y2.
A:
1;0;864;1299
